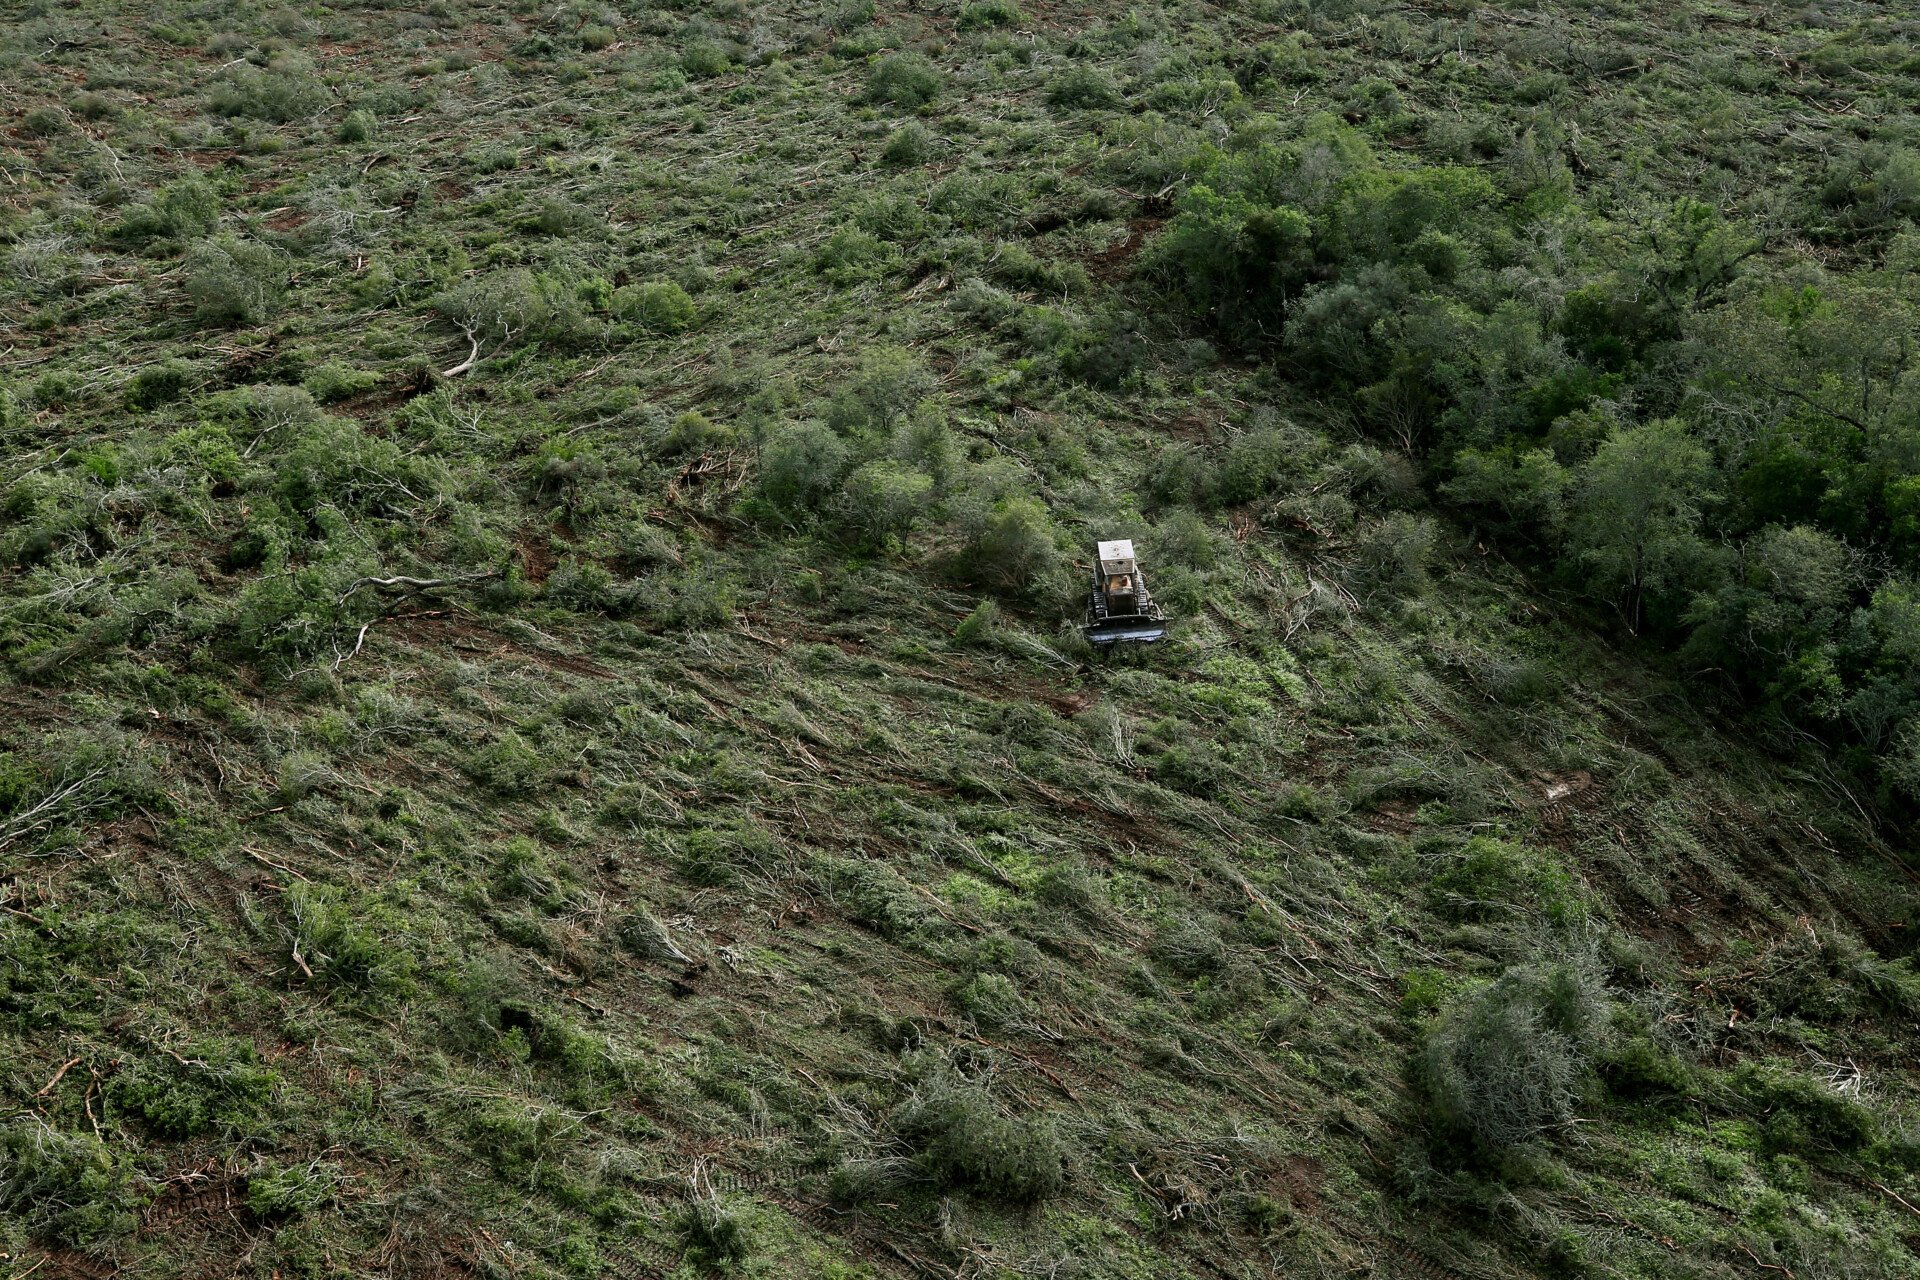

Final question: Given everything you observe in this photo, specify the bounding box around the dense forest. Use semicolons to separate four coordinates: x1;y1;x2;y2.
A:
4;0;1920;1277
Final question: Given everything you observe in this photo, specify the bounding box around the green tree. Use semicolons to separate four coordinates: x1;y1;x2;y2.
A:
1566;419;1716;632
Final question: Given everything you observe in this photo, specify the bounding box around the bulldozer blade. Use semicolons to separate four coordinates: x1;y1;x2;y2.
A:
1085;620;1168;645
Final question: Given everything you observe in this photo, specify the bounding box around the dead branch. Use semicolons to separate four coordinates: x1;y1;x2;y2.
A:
440;324;482;378
337;570;500;605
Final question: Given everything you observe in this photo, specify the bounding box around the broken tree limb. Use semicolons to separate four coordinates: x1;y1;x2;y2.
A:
441;324;482;378
337;570;501;605
34;1056;83;1098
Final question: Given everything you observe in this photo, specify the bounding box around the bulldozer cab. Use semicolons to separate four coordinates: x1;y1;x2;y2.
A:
1084;539;1169;645
1098;541;1139;612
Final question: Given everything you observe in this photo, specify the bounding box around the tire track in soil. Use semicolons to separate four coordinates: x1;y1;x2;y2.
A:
17;1249;121;1280
1379;1239;1466;1280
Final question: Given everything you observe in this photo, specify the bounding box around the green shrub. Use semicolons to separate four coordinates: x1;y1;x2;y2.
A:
953;599;1001;646
1048;66;1121;109
1034;862;1104;919
681;39;733;77
893;1078;1064;1203
1428;837;1582;924
21;107;68;138
276;415;445;517
866;53;943;108
952;971;1025;1029
185;235;289;324
881;121;935;166
757;421;851;516
955;493;1059;598
302;361;381;403
209;61;329;122
1733;1063;1878;1155
659;410;730;456
285;881;414;996
1352;512;1438;596
678;825;783;886
465;733;545;796
613;280;697;333
432;268;580;348
677;1197;751;1267
825;347;934;437
958;0;1026;27
106;1039;276;1138
112;177;221;247
464;1099;581;1183
0;1122;146;1246
124;359;192;410
1599;1037;1697;1107
337;108;376;142
832;459;934;547
464;142;520;173
813;854;930;939
30;370;81;409
246;1161;339;1219
1756;928;1920;1023
1416;959;1609;1158
814;226;896;285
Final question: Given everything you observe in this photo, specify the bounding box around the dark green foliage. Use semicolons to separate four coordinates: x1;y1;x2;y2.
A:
302;362;382;403
677;1197;751;1268
1598;1037;1697;1108
0;1122;146;1246
757;421;851;515
106;1038;276;1138
954;493;1059;598
275;415;445;517
338;108;376;143
209;61;328;122
880;121;935;166
125;359;192;410
1755;928;1920;1023
246;1161;340;1219
112;177;220;247
682;40;733;78
814;854;931;939
284;881;414;996
613;281;697;333
1417;959;1609;1159
866;54;942;108
465;733;545;796
957;0;1025;29
1048;66;1120;110
1143;115;1920;803
1733;1064;1878;1155
1427;837;1582;924
185;235;290;324
891;1077;1065;1204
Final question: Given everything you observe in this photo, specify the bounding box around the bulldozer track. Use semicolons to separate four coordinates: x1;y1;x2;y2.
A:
139;1173;247;1234
18;1249;121;1280
1378;1236;1477;1280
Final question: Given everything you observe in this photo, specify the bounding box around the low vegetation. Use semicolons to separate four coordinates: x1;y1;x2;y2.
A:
3;0;1919;1275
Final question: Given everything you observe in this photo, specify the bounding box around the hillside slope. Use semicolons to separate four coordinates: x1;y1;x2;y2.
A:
4;1;1920;1277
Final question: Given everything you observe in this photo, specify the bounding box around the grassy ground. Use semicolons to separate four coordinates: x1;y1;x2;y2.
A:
4;0;1920;1277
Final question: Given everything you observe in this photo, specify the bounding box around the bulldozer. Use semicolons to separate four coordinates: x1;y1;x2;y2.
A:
1083;539;1169;645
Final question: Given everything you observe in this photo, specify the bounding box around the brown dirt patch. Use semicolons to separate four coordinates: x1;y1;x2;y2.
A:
518;529;554;587
1273;1152;1324;1214
1087;215;1164;282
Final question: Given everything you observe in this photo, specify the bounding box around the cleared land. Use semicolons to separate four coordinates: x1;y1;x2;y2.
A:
3;0;1920;1277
